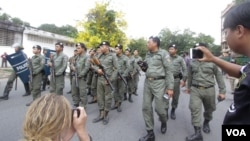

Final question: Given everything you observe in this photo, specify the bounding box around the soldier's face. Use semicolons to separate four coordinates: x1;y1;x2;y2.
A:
168;48;177;55
125;50;130;56
100;45;108;53
147;39;155;50
76;46;83;54
115;47;121;54
33;48;39;54
55;45;62;52
134;50;138;56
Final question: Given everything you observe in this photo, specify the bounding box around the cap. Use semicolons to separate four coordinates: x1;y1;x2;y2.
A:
75;42;86;48
100;41;110;46
55;42;64;48
115;44;123;50
12;43;22;48
33;45;42;50
193;43;207;48
125;47;131;52
168;44;177;49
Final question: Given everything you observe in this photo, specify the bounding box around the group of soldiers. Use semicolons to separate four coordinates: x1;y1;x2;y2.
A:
0;37;226;141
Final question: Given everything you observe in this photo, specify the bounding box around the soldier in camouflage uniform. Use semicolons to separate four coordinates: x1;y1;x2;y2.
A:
0;43;31;100
88;47;100;104
111;44;130;112
168;44;187;120
48;42;68;95
138;36;174;141
70;43;90;108
124;48;135;103
185;43;226;141
92;41;118;125
26;45;45;106
67;49;78;94
133;49;142;95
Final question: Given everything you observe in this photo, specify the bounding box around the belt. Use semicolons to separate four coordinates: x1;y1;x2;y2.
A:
192;84;213;89
146;76;165;80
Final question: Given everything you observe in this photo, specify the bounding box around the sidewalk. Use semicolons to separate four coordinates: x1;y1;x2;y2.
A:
0;67;12;79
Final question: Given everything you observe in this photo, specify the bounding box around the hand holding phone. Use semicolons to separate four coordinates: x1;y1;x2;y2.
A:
190;48;204;59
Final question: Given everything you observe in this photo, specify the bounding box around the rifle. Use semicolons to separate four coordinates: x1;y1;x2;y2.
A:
50;56;56;83
92;57;114;91
74;58;79;87
28;58;33;83
118;72;127;86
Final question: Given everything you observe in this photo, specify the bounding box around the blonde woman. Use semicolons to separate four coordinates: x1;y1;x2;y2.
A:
21;93;91;141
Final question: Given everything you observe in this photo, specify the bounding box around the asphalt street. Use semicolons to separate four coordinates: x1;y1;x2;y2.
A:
0;73;234;141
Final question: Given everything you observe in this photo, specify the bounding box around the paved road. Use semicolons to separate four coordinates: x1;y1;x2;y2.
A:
0;74;234;141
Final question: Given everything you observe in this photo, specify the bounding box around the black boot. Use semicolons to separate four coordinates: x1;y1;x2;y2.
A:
87;88;92;95
170;108;176;120
88;96;97;104
22;83;30;96
117;102;122;112
161;122;167;134
203;120;210;133
0;84;11;100
139;130;155;141
67;90;72;94
186;126;203;141
123;93;127;101
111;102;118;110
93;110;104;123
128;94;133;103
103;111;109;125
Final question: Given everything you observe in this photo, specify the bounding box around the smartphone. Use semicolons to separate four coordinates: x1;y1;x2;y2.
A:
72;108;80;118
190;48;203;59
163;93;169;100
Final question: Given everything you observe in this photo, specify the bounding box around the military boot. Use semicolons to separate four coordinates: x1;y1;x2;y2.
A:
88;96;97;104
170;108;176;120
103;111;109;125
0;84;11;100
111;102;118;110
139;130;155;141
87;88;92;95
128;94;133;103
22;83;31;96
186;126;203;141
203;119;210;133
93;110;104;123
117;102;122;112
123;93;127;101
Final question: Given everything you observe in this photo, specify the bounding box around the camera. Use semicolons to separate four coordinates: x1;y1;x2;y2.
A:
190;48;203;59
72;108;80;118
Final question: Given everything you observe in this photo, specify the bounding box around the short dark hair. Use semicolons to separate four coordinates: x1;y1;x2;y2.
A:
33;45;41;51
55;42;64;48
223;2;250;30
76;42;87;51
149;36;160;47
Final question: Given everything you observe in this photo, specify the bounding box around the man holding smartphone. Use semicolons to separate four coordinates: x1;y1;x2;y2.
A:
196;2;250;125
185;43;226;141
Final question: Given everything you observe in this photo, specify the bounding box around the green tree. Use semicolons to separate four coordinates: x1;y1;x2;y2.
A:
234;0;250;4
11;17;23;25
127;37;147;59
0;13;11;21
58;25;78;38
76;2;127;48
38;24;59;34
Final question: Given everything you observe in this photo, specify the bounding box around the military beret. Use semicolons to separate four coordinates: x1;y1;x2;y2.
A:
75;42;86;48
33;45;42;50
12;43;23;49
168;44;177;49
55;42;64;48
193;43;207;48
100;41;110;46
115;44;123;50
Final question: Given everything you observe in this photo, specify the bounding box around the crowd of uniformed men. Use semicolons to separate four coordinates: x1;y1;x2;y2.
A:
0;36;226;141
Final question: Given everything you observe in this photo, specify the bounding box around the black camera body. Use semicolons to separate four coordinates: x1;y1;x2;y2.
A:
190;48;203;59
72;108;80;118
137;61;148;72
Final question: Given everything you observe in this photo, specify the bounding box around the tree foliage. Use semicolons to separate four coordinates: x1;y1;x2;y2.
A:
234;0;250;4
0;12;30;26
158;27;221;56
76;2;127;48
38;24;78;38
127;37;147;59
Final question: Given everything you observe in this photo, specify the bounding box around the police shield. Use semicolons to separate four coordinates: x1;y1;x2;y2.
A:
44;48;56;75
6;51;30;83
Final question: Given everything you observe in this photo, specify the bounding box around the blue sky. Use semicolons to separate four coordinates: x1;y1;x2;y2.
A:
1;0;233;44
